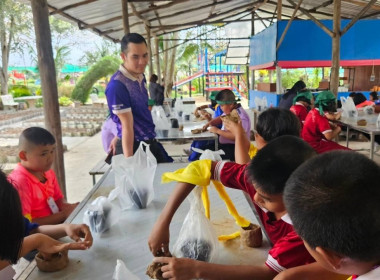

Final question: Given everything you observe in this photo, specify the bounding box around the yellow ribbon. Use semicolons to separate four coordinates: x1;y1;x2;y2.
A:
249;143;258;159
161;159;251;241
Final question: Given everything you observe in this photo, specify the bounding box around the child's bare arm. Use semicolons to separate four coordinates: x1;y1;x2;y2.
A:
274;262;348;280
32;212;67;225
224;119;251;164
33;224;93;247
154;257;277;280
203;116;222;131
148;161;218;256
323;125;341;140
209;126;235;141
148;181;196;256
32;201;78;225
20;233;91;258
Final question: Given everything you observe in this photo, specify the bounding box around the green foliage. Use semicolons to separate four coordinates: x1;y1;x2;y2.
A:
0;0;32;94
281;69;305;89
58;83;75;98
71;56;120;103
34;98;43;108
54;46;71;79
58;96;73;107
80;41;119;66
27;84;40;95
9;85;32;97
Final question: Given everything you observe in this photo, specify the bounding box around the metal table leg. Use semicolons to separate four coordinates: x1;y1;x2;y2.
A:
370;133;374;160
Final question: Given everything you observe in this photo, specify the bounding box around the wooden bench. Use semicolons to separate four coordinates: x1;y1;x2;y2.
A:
89;158;111;185
1;94;20;110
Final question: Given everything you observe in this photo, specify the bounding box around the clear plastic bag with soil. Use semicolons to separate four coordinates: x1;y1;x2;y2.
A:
109;142;157;210
172;188;218;263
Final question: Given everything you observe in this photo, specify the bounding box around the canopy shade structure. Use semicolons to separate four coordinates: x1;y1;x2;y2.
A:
18;1;380;43
250;19;380;70
225;38;250;65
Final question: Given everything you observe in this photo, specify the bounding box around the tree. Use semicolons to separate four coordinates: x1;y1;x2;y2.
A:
0;0;31;95
80;40;119;66
71;56;120;103
54;45;71;82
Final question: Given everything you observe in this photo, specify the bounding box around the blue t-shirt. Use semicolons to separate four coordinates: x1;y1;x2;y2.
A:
105;66;156;141
24;217;39;236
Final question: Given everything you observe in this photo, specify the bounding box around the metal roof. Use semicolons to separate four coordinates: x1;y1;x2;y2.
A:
19;1;380;43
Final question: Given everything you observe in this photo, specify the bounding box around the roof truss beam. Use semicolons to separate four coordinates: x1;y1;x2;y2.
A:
341;0;378;35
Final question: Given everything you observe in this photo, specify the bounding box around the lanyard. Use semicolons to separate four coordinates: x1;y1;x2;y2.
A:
36;176;53;199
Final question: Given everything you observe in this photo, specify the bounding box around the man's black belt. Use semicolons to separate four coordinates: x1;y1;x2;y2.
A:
136;138;157;144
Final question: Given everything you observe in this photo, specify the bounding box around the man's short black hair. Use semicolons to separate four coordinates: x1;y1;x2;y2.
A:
19;127;55;150
256;108;301;142
121;33;147;53
0;169;24;264
284;151;380;262
247;135;316;194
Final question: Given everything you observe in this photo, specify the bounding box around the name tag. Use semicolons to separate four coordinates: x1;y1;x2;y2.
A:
47;196;59;214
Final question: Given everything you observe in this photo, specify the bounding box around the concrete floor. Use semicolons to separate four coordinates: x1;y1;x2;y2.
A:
64;133;190;203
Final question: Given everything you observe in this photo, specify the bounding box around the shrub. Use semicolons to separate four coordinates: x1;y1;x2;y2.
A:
59;96;73;106
9;85;32;97
58;83;75;98
71;56;120;103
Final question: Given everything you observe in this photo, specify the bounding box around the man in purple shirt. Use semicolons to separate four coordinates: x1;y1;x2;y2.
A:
105;33;172;163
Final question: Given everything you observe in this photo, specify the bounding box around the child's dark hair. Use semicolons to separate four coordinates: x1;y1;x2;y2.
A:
321;100;337;113
256;108;301;142
352;92;366;106
284;151;380;262
150;74;158;83
247;135;316;194
121;33;147;53
215;89;238;104
369;91;378;101
19;127;55;149
0;170;25;264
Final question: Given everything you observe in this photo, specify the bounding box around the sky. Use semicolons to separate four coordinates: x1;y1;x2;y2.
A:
9;30;106;67
9;19;263;67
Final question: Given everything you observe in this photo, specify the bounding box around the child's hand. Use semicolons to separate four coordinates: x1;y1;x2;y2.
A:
202;123;210;132
208;126;220;134
64;224;93;248
334;111;342;120
33;233;91;254
154;257;199;280
148;220;170;257
109;136;119;155
200;110;212;121
224;119;243;135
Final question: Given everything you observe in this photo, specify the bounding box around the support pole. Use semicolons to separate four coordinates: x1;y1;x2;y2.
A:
30;0;66;197
145;24;153;79
331;0;341;96
154;36;161;82
277;0;282;20
276;0;303;51
276;66;282;94
121;0;130;34
250;12;255;92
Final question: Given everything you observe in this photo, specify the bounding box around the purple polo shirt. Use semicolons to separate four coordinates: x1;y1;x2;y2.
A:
105;65;156;141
